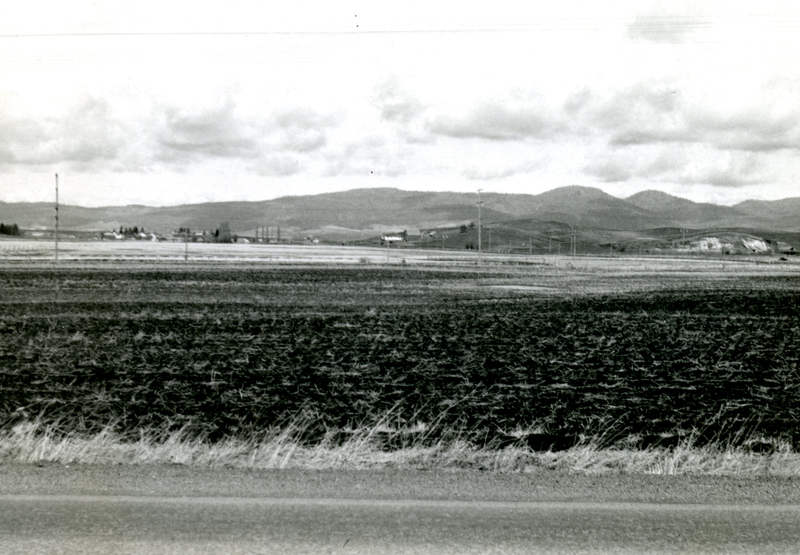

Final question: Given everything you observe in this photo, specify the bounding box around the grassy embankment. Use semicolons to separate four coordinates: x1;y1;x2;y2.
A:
2;261;800;475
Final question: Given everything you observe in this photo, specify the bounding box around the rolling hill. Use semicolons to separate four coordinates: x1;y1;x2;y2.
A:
1;186;799;239
625;190;745;227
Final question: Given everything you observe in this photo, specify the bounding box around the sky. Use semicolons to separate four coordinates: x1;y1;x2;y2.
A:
1;1;799;207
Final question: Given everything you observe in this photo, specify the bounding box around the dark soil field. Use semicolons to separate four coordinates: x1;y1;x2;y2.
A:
1;262;799;452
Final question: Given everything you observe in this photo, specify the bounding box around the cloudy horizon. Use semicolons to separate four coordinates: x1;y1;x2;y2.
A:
1;1;799;207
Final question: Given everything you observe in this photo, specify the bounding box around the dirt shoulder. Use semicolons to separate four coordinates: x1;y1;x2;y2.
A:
3;463;800;504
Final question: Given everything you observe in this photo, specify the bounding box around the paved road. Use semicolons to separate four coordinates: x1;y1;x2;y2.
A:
2;494;800;554
4;465;800;554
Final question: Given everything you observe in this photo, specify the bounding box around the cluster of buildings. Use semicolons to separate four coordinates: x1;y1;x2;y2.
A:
101;230;162;241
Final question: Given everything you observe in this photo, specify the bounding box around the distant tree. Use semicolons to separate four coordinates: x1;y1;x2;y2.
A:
469;221;475;228
133;226;139;234
217;222;232;243
0;223;21;236
459;224;468;234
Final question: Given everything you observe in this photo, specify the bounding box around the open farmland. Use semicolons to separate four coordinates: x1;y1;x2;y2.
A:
1;251;800;471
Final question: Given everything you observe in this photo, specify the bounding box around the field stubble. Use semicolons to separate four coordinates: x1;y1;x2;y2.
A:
1;260;800;474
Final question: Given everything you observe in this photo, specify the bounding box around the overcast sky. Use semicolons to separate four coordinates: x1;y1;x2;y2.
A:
1;1;799;207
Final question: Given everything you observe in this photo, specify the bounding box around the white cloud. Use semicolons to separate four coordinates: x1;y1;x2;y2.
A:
271;108;333;153
3;2;800;206
0;98;125;168
156;99;261;162
428;97;564;142
323;135;412;178
583;160;634;183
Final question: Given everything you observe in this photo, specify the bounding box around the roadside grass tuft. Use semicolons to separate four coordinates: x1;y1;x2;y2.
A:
3;418;800;476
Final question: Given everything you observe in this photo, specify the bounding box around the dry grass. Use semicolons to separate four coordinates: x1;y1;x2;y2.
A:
3;419;800;476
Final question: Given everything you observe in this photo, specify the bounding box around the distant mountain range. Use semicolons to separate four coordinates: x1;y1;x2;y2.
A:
1;185;798;237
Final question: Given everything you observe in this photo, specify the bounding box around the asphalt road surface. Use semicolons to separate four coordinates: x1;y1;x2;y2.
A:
3;465;800;554
3;495;800;554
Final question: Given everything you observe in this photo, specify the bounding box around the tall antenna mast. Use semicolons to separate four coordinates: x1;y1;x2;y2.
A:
55;173;59;263
477;189;483;266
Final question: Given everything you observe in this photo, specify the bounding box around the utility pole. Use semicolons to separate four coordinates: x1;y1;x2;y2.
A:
569;224;575;256
477;189;484;265
573;225;577;256
54;174;59;263
569;222;578;257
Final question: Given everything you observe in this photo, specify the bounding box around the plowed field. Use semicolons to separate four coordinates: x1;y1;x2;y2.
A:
2;263;799;450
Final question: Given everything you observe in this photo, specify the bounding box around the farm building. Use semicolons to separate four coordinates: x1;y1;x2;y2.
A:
381;230;407;243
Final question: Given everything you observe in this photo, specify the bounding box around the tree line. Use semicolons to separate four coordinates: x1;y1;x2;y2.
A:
0;223;21;236
119;226;145;236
